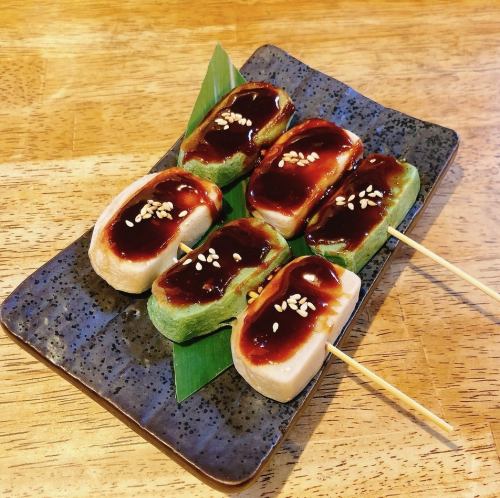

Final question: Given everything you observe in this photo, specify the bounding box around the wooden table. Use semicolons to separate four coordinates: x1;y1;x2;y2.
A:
1;1;499;496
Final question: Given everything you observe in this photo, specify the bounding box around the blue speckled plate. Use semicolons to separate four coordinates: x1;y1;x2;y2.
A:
0;45;458;491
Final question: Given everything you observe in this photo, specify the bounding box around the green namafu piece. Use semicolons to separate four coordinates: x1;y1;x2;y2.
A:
306;154;420;273
148;217;290;343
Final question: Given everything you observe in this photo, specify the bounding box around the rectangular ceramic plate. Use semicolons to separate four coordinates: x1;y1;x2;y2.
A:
0;45;458;491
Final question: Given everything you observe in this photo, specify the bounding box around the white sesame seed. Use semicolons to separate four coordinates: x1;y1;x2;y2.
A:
366;185;373;192
336;196;345;202
195;262;202;271
289;303;298;310
198;254;206;262
223;125;229;130
215;118;227;125
307;302;316;310
359;190;366;198
166;213;173;220
153;201;161;207
312;152;320;159
348;202;355;210
374;191;383;198
299;297;307;304
360;199;368;209
278;159;285;168
291;293;301;300
289;150;298;157
297;160;306;166
209;248;216;254
166;202;174;211
336;200;346;206
368;192;376;197
183;258;192;265
300;303;308;312
297;309;308;318
233;253;242;262
142;212;152;219
274;304;282;312
135;214;142;223
125;220;134;227
234;113;242;120
348;194;355;202
281;301;287;311
367;199;377;206
227;116;235;123
298;152;305;159
307;154;315;162
157;211;165;218
178;210;188;218
211;254;219;260
207;255;213;263
147;199;154;205
246;119;252;126
140;205;149;216
213;261;221;268
272;322;279;333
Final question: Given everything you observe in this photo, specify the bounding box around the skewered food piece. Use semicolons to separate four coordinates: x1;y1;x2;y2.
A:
178;82;295;187
306;154;420;273
231;255;361;402
89;168;222;294
148;218;290;342
247;118;363;238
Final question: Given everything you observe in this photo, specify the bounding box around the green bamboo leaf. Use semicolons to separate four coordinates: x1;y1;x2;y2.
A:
173;44;247;402
174;327;233;403
288;234;313;257
185;43;246;139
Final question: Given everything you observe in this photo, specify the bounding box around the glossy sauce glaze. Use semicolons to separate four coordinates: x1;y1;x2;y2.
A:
183;83;289;163
239;256;344;365
107;169;219;261
247;119;362;215
306;154;407;249
156;219;272;305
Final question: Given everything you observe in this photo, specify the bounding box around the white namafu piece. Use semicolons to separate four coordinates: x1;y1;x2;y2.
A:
89;168;222;294
231;255;361;402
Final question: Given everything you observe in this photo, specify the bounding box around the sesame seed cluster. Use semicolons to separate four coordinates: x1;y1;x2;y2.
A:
271;293;316;333
278;150;320;168
215;110;252;130
335;184;384;211
181;248;243;272
125;199;187;228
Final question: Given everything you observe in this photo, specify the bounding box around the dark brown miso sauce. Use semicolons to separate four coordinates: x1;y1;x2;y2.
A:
183;85;283;163
305;154;406;250
240;256;344;365
108;170;218;261
247;119;360;215
157;219;272;305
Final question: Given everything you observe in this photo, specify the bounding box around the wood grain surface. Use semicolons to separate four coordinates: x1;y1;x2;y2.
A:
1;1;499;496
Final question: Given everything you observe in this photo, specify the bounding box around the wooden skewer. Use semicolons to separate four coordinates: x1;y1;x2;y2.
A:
326;343;453;433
388;226;500;302
179;242;193;254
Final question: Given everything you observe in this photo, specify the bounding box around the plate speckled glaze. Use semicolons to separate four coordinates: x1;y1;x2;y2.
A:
0;45;458;490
